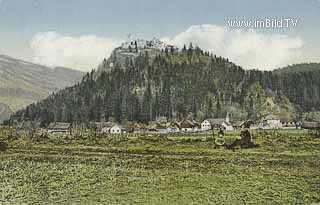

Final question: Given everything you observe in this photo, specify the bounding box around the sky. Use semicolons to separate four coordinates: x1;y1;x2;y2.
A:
0;0;319;71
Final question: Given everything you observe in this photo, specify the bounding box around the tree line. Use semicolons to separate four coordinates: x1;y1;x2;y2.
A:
9;46;320;126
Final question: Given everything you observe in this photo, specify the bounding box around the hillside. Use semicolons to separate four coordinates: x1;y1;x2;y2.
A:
9;40;320;125
0;55;85;121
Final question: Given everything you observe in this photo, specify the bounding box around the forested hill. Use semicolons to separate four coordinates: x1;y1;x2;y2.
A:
9;45;320;125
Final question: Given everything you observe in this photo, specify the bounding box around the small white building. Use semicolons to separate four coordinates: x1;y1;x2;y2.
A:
110;125;126;134
91;122;115;133
262;114;282;129
201;113;233;131
201;119;214;131
221;122;234;131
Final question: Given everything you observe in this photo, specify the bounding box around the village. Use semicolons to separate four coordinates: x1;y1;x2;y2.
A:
45;113;320;135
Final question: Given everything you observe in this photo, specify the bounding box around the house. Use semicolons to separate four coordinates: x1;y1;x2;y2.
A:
166;121;180;133
146;121;170;133
201;113;234;131
125;123;148;134
91;122;115;133
147;121;158;130
191;120;201;132
262;114;282;129
302;122;320;130
221;121;234;131
122;122;135;133
201;119;223;131
155;122;168;134
110;125;127;134
280;116;298;129
132;123;148;134
47;123;72;134
179;119;196;132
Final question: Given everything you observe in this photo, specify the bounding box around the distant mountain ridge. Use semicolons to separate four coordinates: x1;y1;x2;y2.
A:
9;40;320;125
0;54;85;121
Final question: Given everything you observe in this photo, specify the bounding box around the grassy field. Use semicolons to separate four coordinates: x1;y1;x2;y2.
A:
0;128;319;204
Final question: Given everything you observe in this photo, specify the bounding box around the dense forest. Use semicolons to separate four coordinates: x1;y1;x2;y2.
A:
9;45;320;126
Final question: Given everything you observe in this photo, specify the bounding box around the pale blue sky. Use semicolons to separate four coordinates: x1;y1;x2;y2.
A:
0;0;319;70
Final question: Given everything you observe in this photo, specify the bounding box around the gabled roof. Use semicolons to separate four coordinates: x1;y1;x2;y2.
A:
111;124;127;130
180;119;196;128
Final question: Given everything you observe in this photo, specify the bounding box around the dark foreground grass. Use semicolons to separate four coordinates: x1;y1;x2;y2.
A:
0;130;319;204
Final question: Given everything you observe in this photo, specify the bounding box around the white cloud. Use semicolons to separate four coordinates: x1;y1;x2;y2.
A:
30;32;121;71
31;25;305;71
162;24;304;70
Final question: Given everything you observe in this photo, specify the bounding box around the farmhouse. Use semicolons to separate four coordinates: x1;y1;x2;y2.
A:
146;120;178;133
222;121;234;131
166;121;180;133
262;114;282;129
280;116;298;129
201;119;222;130
191;120;201;132
147;121;159;130
302;121;320;130
47;123;72;134
155;122;169;133
132;123;148;134
101;123;116;133
110;125;127;134
201;114;234;131
180;119;196;132
91;122;115;133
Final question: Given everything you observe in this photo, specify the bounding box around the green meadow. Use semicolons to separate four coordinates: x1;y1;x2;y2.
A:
0;128;319;204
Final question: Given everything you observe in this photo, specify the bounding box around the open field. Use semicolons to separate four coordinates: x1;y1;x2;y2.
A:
0;128;320;204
